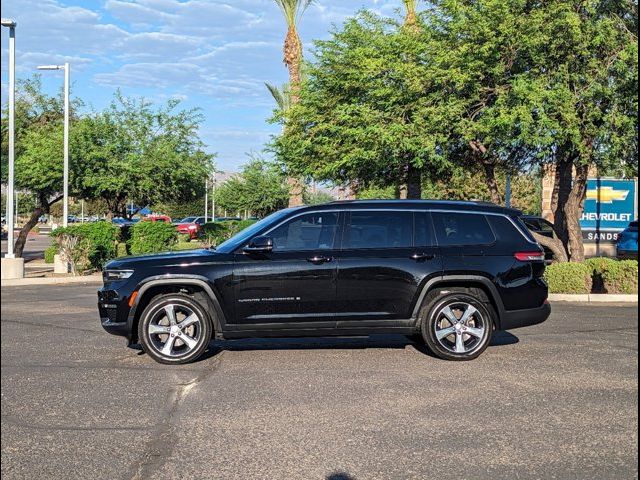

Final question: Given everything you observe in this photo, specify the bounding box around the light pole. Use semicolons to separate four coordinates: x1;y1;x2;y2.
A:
2;18;17;258
37;63;70;227
204;178;209;222
211;170;217;222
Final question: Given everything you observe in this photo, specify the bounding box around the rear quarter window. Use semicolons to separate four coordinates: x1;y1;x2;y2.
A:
432;212;495;246
488;215;532;246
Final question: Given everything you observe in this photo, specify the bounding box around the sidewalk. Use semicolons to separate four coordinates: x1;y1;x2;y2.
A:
548;293;638;303
1;273;102;287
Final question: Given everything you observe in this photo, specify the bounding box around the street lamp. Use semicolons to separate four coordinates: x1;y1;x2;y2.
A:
2;18;17;258
37;63;70;227
211;170;217;222
204;178;209;222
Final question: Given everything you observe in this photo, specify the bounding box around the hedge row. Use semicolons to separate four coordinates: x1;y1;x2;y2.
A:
584;257;638;294
128;221;177;255
51;222;120;272
544;258;638;294
202;219;257;246
50;221;179;272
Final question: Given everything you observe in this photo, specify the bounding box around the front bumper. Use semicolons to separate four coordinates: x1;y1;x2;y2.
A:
500;301;551;331
97;288;132;338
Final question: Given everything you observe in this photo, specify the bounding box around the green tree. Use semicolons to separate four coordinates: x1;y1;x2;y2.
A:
1;76;83;257
214;158;289;218
272;11;453;198
517;0;638;261
72;92;215;219
273;0;314;207
303;189;335;205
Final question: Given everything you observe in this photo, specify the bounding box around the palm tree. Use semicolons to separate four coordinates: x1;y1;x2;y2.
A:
273;0;313;102
397;0;422;199
273;0;313;206
403;0;419;28
265;82;291;114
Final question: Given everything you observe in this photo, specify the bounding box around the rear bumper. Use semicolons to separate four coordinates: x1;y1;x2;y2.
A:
500;302;551;331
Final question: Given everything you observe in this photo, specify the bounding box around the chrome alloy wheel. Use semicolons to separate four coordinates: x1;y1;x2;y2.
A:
147;304;203;358
433;301;487;354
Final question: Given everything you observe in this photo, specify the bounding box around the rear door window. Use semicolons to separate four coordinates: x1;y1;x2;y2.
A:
432;212;495;246
269;212;339;251
344;211;413;249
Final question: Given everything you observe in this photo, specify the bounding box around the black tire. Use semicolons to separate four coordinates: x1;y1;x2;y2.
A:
420;291;494;361
138;293;212;365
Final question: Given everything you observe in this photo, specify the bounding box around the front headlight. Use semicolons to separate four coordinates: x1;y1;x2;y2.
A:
103;270;134;282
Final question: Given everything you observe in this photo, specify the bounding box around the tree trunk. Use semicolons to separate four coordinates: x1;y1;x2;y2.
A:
406;164;421;199
565;163;589;262
283;27;302;103
468;140;502;205
14;206;44;259
531;231;569;263
287;177;304;207
347;180;359;200
482;161;502;205
553;158;573;248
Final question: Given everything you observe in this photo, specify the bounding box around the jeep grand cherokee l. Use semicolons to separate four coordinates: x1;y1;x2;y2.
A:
98;200;550;364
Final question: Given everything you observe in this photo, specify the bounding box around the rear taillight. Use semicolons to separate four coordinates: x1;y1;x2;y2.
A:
514;251;545;262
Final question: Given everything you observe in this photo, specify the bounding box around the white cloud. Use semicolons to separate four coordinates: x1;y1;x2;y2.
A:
1;0;410;169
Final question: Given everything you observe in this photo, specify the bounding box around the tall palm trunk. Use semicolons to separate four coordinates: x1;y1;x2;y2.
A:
398;0;422;199
275;0;313;207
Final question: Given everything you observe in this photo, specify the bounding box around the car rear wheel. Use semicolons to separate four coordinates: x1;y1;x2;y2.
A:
138;293;212;364
421;292;493;361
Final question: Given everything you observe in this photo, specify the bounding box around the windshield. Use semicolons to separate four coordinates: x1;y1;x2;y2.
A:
214;209;296;253
180;217;196;223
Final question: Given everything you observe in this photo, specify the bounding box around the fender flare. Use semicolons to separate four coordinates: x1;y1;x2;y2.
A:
127;275;227;336
411;275;506;329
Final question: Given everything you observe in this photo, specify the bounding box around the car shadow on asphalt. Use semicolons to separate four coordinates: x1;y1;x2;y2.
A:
129;332;519;363
171;330;520;363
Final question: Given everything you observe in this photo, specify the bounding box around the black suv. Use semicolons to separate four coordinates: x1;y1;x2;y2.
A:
98;200;550;364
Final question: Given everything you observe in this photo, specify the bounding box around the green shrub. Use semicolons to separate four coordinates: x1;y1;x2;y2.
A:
44;245;57;264
202;219;257;246
601;260;638;294
584;257;616;293
129;221;178;255
116;242;129;258
543;262;592;294
51;221;119;272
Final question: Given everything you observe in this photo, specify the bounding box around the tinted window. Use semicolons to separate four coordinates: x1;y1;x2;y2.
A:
488;215;528;244
538;219;555;234
270;212;339;251
181;217;196;223
433;212;495;246
414;212;433;247
345;211;412;249
523;218;540;231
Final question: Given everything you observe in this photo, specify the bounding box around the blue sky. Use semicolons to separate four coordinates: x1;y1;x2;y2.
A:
1;0;402;172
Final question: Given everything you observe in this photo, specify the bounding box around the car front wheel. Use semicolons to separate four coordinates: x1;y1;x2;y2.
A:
138;293;212;364
421;292;493;361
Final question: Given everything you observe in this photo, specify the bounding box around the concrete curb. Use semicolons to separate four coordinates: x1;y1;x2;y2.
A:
549;293;638;303
1;274;102;287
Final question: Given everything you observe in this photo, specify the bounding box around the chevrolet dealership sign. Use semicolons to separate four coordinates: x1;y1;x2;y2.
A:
580;179;638;243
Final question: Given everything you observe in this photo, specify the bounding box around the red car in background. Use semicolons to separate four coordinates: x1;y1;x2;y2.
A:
144;215;172;223
175;216;207;240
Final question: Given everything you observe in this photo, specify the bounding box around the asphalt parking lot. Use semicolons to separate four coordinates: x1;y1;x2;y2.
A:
1;283;637;480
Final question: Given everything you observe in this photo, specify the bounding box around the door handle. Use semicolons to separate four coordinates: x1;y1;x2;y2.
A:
307;255;333;264
411;253;436;261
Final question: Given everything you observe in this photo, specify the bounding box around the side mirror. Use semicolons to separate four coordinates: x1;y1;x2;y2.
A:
243;236;273;254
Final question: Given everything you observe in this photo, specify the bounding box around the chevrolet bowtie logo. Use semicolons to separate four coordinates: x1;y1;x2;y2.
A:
586;186;630;204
